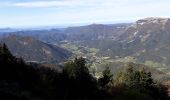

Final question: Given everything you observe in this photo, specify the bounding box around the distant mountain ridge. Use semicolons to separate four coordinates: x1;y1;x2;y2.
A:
64;23;130;41
0;29;66;44
0;23;131;43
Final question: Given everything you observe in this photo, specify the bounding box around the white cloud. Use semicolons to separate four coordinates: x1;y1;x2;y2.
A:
7;0;100;8
13;0;80;8
0;0;127;8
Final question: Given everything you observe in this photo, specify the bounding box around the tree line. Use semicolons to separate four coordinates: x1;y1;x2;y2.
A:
0;43;169;100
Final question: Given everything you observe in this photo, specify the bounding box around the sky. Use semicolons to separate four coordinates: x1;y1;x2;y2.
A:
0;0;170;28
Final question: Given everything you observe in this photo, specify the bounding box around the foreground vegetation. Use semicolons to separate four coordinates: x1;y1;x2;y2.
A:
0;44;169;100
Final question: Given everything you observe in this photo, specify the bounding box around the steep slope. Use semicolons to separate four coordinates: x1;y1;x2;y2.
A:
104;17;170;80
0;35;72;63
117;18;170;64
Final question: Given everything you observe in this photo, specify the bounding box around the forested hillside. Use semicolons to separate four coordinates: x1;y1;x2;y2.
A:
0;35;72;64
0;44;169;100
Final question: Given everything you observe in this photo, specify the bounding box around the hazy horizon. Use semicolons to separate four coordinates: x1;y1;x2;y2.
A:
0;0;170;28
0;20;135;29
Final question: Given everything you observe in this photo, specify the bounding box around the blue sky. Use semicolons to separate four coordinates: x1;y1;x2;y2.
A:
0;0;170;28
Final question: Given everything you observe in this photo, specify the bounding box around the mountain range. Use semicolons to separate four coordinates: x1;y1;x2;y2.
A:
1;17;170;75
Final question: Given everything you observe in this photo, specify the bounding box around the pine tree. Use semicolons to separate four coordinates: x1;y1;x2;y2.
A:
98;67;113;87
1;43;15;62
